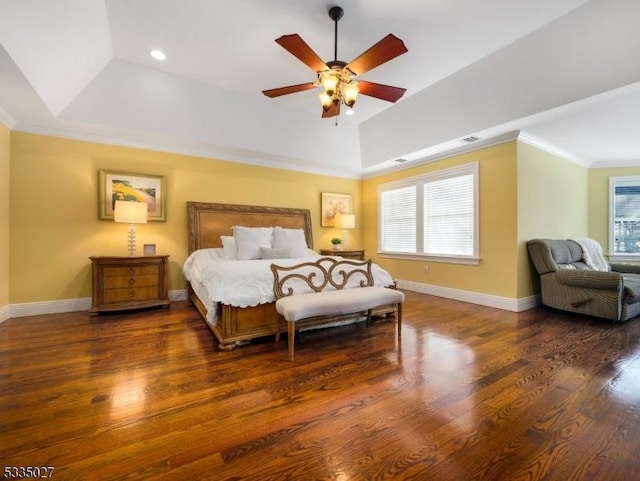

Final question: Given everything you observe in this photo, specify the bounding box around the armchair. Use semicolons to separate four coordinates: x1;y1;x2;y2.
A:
527;239;640;322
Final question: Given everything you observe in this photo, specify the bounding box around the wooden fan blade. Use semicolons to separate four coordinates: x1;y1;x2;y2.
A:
262;82;316;98
275;34;328;72
358;80;406;103
322;101;340;118
346;34;408;76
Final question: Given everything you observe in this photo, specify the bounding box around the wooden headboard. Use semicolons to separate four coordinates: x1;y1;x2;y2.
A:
187;202;313;253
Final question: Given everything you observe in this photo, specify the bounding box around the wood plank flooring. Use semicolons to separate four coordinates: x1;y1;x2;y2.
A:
2;291;640;480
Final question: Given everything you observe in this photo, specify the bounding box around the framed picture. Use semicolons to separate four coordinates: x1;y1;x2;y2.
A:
143;244;156;255
321;192;352;227
99;170;166;221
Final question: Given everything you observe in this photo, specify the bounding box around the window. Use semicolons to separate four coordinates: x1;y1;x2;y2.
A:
609;176;640;259
378;162;479;264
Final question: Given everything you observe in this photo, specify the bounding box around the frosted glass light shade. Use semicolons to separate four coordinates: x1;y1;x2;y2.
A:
319;91;332;109
320;71;339;96
114;201;148;224
342;82;359;107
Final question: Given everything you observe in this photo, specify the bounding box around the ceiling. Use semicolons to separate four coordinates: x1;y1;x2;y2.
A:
0;0;638;178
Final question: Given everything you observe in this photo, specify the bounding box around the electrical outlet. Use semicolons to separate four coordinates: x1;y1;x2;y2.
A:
423;264;429;274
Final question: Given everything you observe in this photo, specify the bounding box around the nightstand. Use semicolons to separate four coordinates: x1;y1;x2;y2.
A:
319;249;365;261
89;255;170;315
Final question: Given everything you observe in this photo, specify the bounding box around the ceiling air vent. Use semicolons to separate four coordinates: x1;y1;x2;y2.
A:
462;136;480;143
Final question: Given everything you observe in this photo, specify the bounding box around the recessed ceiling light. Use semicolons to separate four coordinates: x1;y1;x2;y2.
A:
345;108;355;116
150;49;166;61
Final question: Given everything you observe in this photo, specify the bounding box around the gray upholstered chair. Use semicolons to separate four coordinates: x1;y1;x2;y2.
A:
527;239;640;322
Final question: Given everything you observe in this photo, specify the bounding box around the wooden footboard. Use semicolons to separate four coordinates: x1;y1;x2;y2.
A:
188;283;278;350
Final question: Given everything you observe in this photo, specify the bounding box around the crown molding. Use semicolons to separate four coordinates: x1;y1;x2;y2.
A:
0;106;16;129
361;131;520;179
12;121;363;180
588;159;640;169
517;131;590;167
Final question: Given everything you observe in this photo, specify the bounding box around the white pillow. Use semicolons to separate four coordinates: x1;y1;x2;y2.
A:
220;235;237;260
232;226;273;260
272;227;308;258
261;247;292;259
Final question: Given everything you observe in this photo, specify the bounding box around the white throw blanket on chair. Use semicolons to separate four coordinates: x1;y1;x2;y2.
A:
571;237;610;271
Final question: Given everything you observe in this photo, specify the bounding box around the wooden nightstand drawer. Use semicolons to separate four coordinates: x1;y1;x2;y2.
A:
89;255;170;315
103;265;159;277
103;275;159;289
104;286;161;304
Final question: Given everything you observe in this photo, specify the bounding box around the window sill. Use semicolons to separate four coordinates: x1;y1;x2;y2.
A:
377;252;481;265
609;254;640;262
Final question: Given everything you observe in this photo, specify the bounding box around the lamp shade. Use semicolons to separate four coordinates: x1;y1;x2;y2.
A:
342;82;359;107
114;201;148;224
334;213;355;229
320;71;339;96
318;91;332;109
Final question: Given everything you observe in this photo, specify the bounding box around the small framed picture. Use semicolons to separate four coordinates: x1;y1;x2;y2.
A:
143;244;156;255
98;169;166;221
321;192;353;227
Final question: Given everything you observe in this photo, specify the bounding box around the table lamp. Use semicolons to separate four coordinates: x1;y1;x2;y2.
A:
334;213;355;249
114;200;148;256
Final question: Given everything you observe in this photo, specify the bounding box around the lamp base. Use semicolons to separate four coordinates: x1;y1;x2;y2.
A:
127;224;137;256
342;229;350;249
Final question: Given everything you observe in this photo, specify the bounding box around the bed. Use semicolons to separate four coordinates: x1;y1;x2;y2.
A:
184;201;395;350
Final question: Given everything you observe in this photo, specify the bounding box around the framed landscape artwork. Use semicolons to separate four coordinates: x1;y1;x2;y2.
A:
98;170;166;221
321;192;352;227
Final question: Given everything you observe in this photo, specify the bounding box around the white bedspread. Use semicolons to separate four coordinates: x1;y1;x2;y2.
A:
183;248;396;309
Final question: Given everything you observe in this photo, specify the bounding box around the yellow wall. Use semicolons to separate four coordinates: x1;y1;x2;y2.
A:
9;130;635;310
516;142;589;297
9;132;361;304
0;123;9;311
363;141;519;298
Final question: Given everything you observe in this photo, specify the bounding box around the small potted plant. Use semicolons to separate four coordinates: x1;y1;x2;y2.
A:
331;237;343;250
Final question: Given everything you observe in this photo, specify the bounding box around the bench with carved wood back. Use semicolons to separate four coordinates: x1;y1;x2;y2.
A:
270;257;404;361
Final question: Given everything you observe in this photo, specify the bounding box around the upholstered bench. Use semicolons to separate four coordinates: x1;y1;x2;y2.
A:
270;257;404;361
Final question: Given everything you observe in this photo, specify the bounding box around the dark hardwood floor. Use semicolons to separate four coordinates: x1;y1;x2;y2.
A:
2;291;640;480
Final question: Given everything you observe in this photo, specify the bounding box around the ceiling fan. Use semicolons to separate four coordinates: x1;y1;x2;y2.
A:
262;6;408;118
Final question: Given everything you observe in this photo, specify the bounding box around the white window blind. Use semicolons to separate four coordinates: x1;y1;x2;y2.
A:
424;173;474;256
381;185;416;252
378;162;479;263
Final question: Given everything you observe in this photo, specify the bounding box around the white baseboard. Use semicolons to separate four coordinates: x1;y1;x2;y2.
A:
9;297;93;319
170;289;188;302
0;305;10;323
1;286;537;320
4;289;188;320
397;279;540;312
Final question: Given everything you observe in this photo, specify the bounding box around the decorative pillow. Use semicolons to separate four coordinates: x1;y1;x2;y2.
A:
220;235;237;260
272;227;308;258
260;247;292;260
232;226;273;260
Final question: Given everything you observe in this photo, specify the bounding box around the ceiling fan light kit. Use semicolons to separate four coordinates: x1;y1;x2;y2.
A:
318;66;358;111
262;5;408;119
